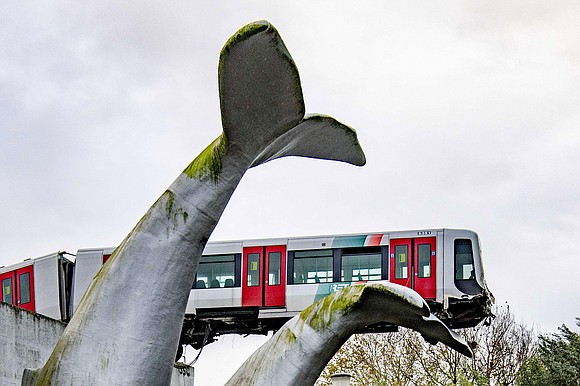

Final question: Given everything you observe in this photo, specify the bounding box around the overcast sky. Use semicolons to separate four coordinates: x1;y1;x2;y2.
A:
2;1;580;384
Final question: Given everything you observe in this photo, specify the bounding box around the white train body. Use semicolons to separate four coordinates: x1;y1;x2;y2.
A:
1;228;493;348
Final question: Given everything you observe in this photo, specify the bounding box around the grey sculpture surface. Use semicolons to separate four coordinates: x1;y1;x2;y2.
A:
226;283;473;386
23;21;365;385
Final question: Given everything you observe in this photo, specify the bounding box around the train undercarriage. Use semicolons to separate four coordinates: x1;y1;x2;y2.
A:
178;292;494;351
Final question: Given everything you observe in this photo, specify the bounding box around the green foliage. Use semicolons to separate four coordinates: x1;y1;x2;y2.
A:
518;318;580;386
317;330;421;386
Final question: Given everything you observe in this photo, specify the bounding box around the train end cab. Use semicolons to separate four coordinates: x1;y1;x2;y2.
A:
0;252;74;321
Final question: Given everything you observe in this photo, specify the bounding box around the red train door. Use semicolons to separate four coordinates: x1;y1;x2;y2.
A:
264;245;286;307
242;246;263;307
1;265;35;312
414;237;436;300
390;239;412;288
1;271;15;305
390;237;437;300
242;245;286;307
16;265;35;312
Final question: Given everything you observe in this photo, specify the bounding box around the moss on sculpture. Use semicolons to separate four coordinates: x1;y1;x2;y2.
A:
164;190;188;227
221;21;269;55
299;285;365;331
183;133;228;182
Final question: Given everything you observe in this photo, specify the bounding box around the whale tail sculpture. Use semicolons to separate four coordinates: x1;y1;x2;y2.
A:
226;283;473;386
24;21;365;385
189;20;365;182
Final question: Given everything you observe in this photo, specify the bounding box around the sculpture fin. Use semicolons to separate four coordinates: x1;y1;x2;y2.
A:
218;21;365;167
251;114;366;167
218;21;305;155
226;283;472;386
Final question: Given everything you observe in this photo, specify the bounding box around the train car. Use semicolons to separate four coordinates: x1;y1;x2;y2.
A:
72;247;115;313
1;228;493;350
71;228;493;348
0;252;74;321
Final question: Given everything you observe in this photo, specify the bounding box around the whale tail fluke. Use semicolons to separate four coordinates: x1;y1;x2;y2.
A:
226;283;471;386
218;21;365;168
251;114;366;167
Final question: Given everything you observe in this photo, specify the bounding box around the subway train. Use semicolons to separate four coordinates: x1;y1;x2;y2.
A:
1;228;494;349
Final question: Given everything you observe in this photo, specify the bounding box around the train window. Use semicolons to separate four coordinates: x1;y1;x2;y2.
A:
293;249;333;284
394;245;408;279
247;253;260;287
341;249;381;282
194;254;237;289
417;244;431;278
2;277;13;304
268;252;281;286
455;239;475;280
19;272;31;304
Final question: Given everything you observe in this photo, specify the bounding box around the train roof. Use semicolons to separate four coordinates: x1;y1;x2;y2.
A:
2;228;479;270
203;228;478;254
0;252;65;273
205;227;477;244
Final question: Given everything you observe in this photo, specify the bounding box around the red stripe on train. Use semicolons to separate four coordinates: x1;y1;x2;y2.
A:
366;234;383;246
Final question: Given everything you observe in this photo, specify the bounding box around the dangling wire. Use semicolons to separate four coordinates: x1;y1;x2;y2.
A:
187;323;212;366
